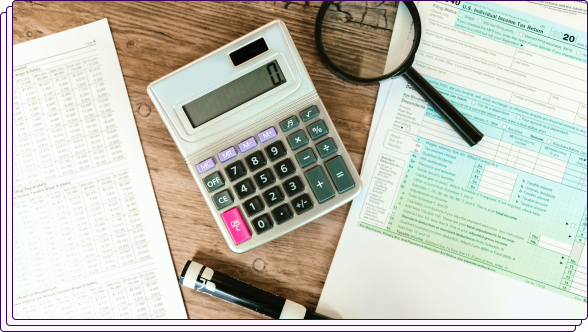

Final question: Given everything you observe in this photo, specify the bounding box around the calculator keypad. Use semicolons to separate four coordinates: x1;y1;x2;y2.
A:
195;104;359;250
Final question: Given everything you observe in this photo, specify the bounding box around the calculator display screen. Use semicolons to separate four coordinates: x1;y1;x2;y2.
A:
182;60;287;128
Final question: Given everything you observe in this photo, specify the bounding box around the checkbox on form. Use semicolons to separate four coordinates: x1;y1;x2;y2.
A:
478;19;482;23
459;13;463;17
519;32;523;36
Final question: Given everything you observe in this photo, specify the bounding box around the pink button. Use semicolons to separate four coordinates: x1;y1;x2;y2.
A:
221;207;252;245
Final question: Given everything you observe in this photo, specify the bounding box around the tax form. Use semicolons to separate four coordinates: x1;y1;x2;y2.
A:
10;19;186;319
318;1;587;318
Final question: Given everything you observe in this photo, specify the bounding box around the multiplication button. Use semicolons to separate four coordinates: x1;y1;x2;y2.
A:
325;156;355;194
304;166;335;203
287;130;309;150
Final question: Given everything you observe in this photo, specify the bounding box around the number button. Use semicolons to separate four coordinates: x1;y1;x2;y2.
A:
234;178;256;199
253;168;276;189
212;190;234;210
245;151;267;171
274;158;296;179
225;160;247;181
271;204;294;225
316;137;337;158
279;115;299;132
251;214;273;235
262;186;285;207
202;172;224;192
243;196;265;217
287;130;309;150
307;120;329;140
291;193;313;215
282;176;304;197
265;140;287;161
300;106;319;122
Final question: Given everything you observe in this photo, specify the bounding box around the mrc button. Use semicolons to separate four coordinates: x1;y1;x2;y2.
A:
203;172;225;192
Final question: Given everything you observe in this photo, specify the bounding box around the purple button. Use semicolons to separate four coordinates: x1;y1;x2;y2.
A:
218;147;238;163
196;157;216;174
238;137;258;153
257;127;277;143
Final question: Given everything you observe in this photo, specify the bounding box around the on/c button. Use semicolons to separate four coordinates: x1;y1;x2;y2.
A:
221;207;252;245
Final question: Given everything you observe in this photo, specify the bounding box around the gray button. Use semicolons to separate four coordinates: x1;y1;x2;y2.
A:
279;115;299;132
287;130;309;150
300;106;320;122
304;166;335;203
325;156;355;194
212;190;233;210
203;172;225;192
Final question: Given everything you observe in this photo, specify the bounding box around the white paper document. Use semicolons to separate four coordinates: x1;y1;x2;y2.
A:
10;19;186;319
319;1;587;319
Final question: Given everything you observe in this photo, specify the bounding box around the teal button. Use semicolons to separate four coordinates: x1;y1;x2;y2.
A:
304;166;335;203
279;116;299;132
307;120;329;140
287;130;309;150
316;138;337;158
295;148;317;168
300;106;319;122
203;172;225;192
325;156;355;194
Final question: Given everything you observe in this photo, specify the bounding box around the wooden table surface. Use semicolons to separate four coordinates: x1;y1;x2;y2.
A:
13;1;384;319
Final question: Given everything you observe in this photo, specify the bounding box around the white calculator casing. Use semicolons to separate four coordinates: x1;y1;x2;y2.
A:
147;20;361;253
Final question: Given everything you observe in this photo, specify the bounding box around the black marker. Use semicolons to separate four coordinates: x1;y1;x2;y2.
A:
179;260;330;319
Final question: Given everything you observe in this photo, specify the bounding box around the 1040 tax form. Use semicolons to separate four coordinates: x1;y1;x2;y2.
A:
318;1;587;319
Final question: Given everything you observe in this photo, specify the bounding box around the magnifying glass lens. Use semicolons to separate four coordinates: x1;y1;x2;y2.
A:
320;1;415;81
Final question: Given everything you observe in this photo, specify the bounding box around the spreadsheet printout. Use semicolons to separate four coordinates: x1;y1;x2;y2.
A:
11;19;186;319
319;1;587;318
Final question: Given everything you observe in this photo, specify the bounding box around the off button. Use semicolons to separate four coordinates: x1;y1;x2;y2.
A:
203;172;225;192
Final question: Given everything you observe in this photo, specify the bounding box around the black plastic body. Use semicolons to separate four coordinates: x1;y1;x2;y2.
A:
403;67;484;146
229;37;269;66
180;260;331;319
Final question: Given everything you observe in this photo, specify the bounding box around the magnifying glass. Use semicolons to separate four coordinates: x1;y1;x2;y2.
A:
315;1;484;147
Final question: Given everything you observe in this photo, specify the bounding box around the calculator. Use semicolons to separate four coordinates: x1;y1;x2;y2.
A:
147;20;361;253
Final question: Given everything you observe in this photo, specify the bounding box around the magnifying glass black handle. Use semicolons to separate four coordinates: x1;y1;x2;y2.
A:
403;67;484;147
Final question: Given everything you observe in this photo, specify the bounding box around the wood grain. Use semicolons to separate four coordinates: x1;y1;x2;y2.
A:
13;1;386;319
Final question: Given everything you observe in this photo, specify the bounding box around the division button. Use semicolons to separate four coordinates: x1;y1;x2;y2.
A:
218;147;238;163
221;207;251;245
279;115;300;132
238;137;258;153
325;156;355;194
304;166;335;203
258;127;278;143
316;137;337;159
212;189;233;210
196;157;216;174
282;176;304;197
307;120;329;140
291;193;313;215
225;160;247;181
295;148;317;168
287;130;309;150
202;172;225;192
243;196;265;217
251;214;273;235
300;106;319;122
272;204;294;225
